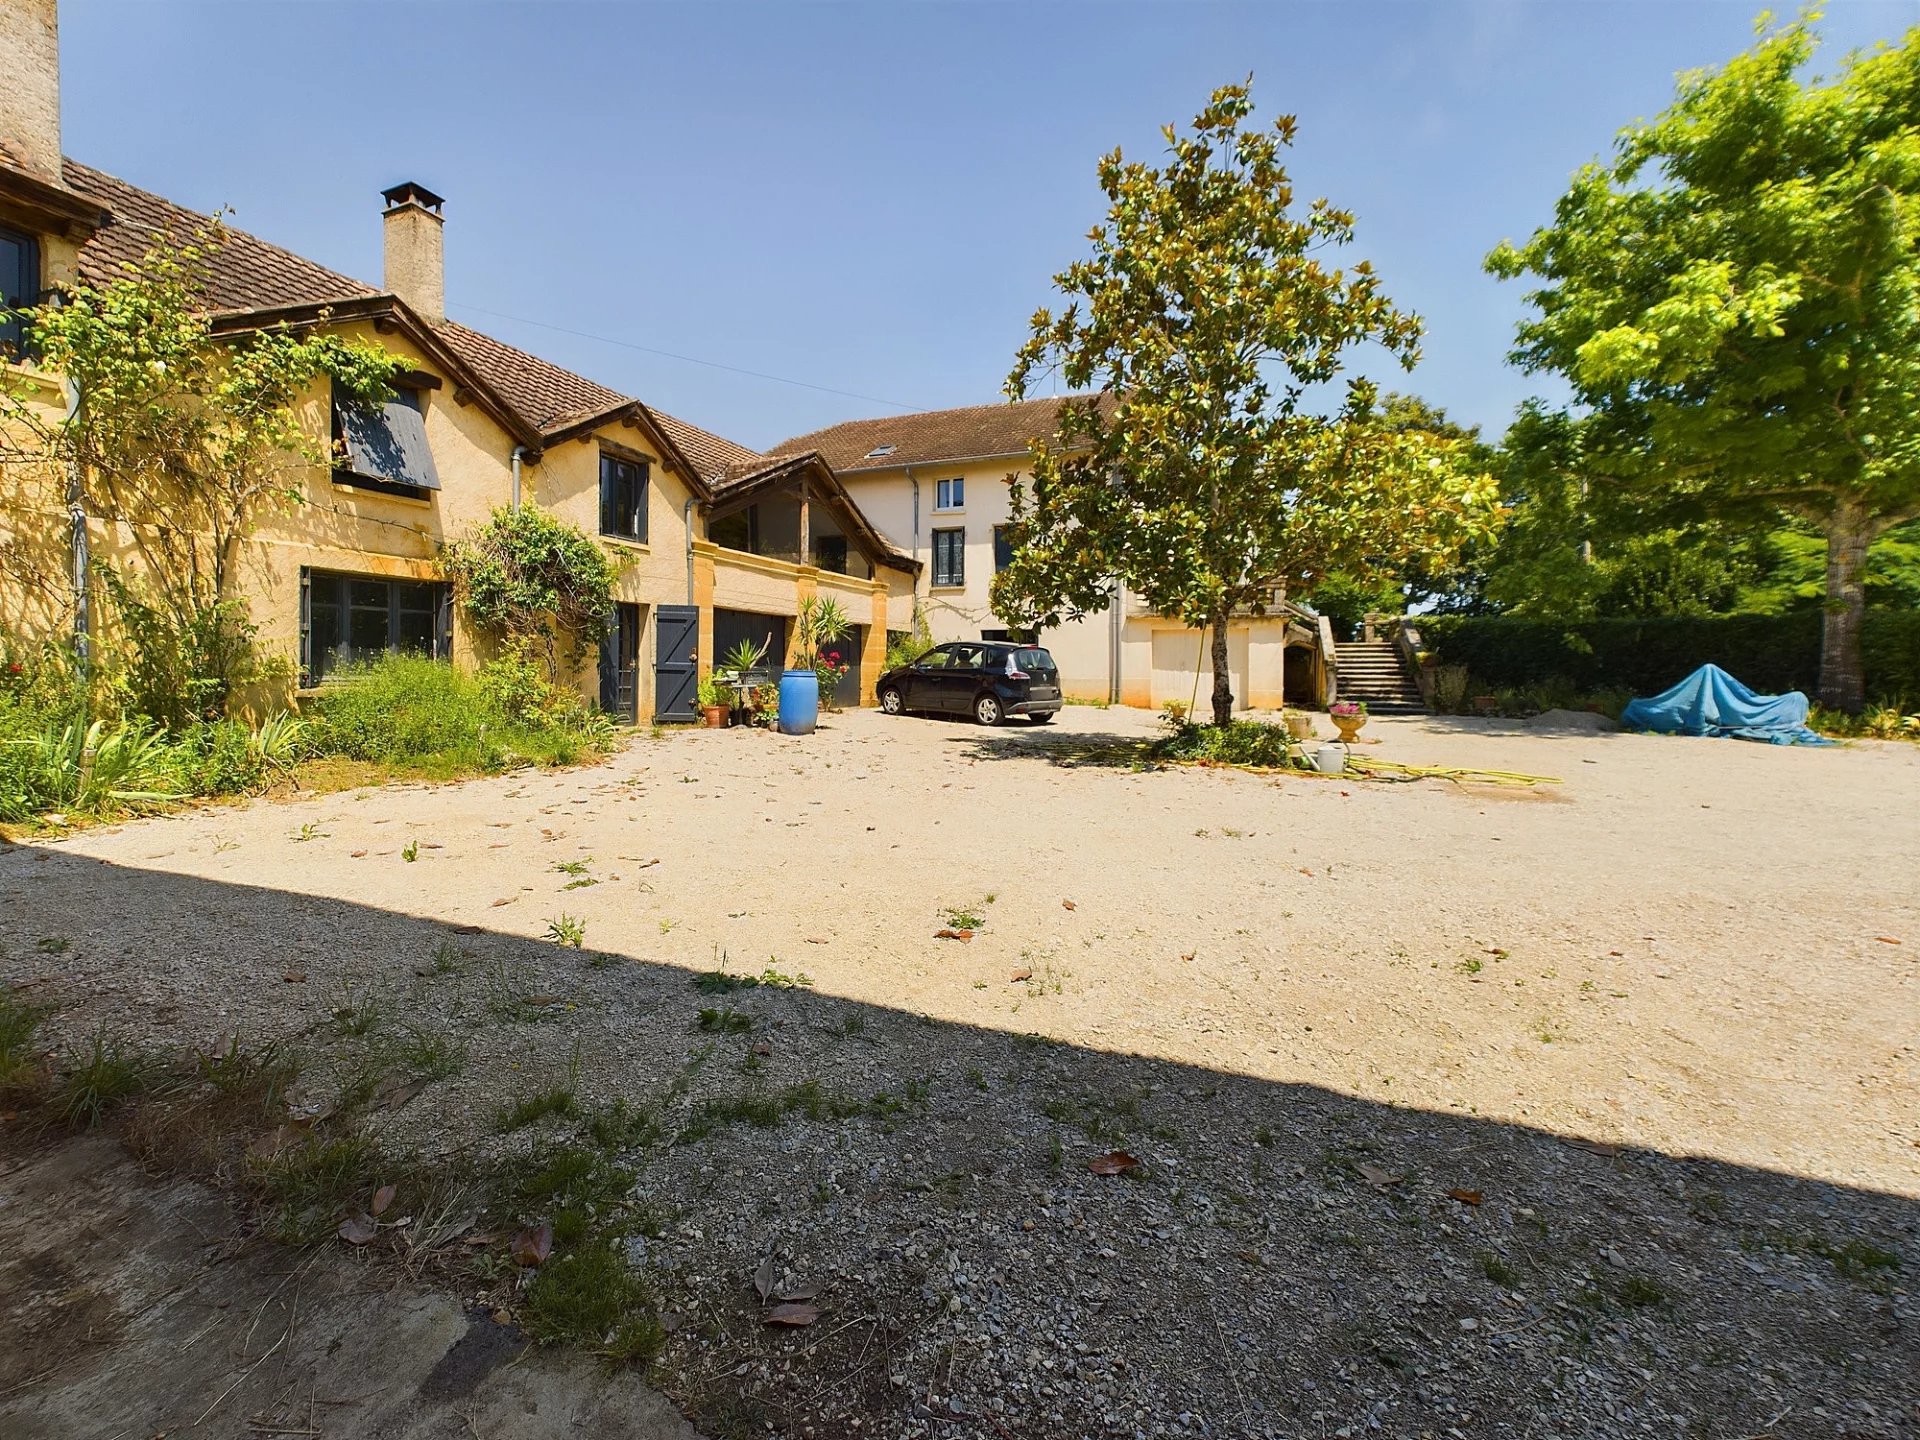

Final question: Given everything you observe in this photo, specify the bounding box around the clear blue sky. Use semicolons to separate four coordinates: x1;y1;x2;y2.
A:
59;0;1920;451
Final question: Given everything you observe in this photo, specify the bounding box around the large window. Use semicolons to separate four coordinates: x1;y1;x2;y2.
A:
302;569;450;684
934;477;964;512
599;451;649;542
931;527;965;588
0;226;39;359
709;504;758;552
810;534;848;574
993;525;1013;572
333;385;440;496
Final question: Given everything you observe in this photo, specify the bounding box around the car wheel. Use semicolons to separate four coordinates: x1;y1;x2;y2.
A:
974;693;1002;726
1027;712;1055;725
879;686;904;715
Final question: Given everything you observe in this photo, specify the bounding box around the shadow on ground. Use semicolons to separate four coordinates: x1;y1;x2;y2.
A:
1;847;1914;1439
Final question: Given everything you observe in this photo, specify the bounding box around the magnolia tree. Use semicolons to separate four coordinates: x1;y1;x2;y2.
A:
1488;14;1920;710
0;225;396;723
993;84;1499;725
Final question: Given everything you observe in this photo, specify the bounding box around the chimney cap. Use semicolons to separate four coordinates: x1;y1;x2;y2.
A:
381;181;445;213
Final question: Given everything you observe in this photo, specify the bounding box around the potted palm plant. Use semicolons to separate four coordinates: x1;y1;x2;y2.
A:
718;634;772;723
780;595;851;734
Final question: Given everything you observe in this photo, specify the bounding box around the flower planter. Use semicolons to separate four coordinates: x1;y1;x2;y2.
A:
700;704;729;728
1332;712;1367;743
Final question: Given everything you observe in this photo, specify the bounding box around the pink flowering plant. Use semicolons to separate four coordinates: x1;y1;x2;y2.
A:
1329;699;1368;718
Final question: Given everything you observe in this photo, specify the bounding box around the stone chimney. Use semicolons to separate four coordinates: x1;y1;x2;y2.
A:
0;0;66;183
381;181;445;324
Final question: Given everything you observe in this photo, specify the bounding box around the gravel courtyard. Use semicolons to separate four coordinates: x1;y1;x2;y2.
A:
3;707;1916;1438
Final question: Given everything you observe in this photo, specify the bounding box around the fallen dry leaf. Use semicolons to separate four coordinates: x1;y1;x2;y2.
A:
1564;1137;1623;1158
371;1184;396;1216
1356;1162;1404;1191
374;1077;429;1112
282;970;307;984
1088;1151;1141;1176
764;1303;820;1327
1877;936;1902;945
1062;900;1077;911
1446;1188;1484;1206
1009;967;1033;983
349;849;368;858
934;928;974;943
1298;867;1314;877
512;1222;553;1267
450;923;484;934
753;1255;776;1303
752;1041;773;1058
338;1213;377;1246
1178;950;1196;964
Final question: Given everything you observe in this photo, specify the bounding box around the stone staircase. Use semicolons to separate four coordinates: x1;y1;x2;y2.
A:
1333;639;1427;715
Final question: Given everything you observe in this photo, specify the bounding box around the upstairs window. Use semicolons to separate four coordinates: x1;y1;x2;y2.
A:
811;534;848;574
710;504;759;553
932;527;965;588
0;227;40;360
934;477;964;511
993;525;1013;572
599;451;649;542
333;384;440;496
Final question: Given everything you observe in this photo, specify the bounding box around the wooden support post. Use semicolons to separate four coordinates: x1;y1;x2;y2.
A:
797;479;811;568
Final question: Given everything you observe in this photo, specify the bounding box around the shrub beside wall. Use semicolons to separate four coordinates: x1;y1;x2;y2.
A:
1420;611;1920;700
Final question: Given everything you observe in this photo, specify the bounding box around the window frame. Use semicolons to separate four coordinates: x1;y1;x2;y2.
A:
598;449;650;544
0;225;40;360
300;567;452;686
930;526;965;588
992;525;1013;572
934;476;965;512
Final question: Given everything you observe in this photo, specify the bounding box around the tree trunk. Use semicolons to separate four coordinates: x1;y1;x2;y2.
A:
1817;500;1872;713
1210;610;1234;727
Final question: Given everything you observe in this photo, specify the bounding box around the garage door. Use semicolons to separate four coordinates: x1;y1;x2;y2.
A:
1150;627;1249;712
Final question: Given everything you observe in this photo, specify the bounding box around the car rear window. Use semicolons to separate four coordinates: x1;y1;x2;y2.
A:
1014;648;1056;673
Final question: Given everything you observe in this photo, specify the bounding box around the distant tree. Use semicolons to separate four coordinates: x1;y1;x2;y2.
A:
995;84;1499;724
1488;13;1920;709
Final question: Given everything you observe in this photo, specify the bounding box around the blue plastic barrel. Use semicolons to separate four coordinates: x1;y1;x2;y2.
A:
778;668;819;735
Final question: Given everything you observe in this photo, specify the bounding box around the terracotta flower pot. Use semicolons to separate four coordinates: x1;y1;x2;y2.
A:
701;704;729;728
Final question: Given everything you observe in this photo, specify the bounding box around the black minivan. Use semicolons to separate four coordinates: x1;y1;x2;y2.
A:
876;642;1063;725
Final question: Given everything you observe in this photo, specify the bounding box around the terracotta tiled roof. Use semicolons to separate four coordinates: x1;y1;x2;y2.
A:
52;160;776;491
433;319;626;433
64;159;379;313
649;410;763;479
770;393;1109;472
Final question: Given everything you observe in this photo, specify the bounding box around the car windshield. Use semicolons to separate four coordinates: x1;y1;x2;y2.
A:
1014;648;1056;673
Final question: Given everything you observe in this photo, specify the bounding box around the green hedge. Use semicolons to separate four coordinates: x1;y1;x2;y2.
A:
1419;610;1920;701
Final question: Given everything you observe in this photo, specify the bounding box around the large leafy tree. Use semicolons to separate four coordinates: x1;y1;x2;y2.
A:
1487;13;1920;709
996;84;1499;724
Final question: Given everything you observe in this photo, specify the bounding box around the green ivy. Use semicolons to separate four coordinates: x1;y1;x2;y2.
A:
442;506;622;681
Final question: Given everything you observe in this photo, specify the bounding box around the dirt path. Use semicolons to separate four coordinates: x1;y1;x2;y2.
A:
2;709;1915;1437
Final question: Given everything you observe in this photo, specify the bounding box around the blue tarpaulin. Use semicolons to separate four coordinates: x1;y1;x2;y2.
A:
1622;663;1833;745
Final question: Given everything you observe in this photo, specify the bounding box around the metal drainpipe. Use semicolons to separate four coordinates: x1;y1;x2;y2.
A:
61;376;88;686
510;445;525;509
684;493;699;604
906;467;920;626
